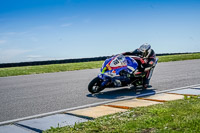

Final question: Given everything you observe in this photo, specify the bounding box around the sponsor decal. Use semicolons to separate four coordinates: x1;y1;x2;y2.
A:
106;64;112;70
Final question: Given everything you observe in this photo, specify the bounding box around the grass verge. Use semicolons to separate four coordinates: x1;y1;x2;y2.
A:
0;61;104;77
0;53;200;77
44;95;200;133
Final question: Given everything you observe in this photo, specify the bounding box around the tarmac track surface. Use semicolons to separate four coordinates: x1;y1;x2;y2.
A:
0;59;200;122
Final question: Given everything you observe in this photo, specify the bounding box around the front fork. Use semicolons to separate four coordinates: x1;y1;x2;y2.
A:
98;73;130;87
98;74;111;87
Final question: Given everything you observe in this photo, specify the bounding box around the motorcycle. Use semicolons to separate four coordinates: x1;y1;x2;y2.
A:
88;54;158;94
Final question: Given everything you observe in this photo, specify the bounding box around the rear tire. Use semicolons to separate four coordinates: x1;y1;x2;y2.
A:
88;77;105;94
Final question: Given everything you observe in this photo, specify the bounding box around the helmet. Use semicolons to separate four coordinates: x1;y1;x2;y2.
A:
139;43;151;57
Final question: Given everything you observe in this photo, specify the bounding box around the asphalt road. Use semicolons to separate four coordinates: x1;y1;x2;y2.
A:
0;59;200;122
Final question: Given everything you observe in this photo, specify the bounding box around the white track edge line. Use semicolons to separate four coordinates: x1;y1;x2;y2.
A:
0;83;200;126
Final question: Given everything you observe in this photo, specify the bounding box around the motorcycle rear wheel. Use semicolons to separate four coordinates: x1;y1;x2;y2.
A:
88;77;105;94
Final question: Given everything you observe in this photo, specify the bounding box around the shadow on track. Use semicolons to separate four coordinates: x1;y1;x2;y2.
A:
86;86;156;99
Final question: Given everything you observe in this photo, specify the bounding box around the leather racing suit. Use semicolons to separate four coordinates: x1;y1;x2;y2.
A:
122;48;156;87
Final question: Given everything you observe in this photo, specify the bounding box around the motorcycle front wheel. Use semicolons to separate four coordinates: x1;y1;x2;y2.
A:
88;77;105;94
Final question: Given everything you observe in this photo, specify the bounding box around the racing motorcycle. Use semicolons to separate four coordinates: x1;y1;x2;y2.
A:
88;54;158;94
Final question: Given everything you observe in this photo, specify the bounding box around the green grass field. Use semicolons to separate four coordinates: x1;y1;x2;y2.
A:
0;53;200;77
44;95;200;133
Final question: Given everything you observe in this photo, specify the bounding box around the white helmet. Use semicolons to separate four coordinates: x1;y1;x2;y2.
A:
139;43;151;57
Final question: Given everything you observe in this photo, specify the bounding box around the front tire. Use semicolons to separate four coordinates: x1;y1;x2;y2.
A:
88;77;105;94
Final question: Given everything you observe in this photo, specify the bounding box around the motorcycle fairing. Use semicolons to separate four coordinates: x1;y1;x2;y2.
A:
99;56;138;80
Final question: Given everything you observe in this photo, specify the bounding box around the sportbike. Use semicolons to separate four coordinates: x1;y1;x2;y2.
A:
88;54;158;94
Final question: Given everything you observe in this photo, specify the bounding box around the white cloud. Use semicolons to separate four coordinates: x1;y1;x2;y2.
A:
0;49;31;63
26;55;61;62
26;55;43;61
0;40;7;44
61;23;72;27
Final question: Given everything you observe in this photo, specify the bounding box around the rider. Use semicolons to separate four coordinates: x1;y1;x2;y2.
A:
122;43;156;88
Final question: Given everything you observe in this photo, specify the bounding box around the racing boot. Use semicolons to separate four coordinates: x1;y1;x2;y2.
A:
143;77;150;89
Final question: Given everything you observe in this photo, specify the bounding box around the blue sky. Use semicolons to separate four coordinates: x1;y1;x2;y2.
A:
0;0;200;63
